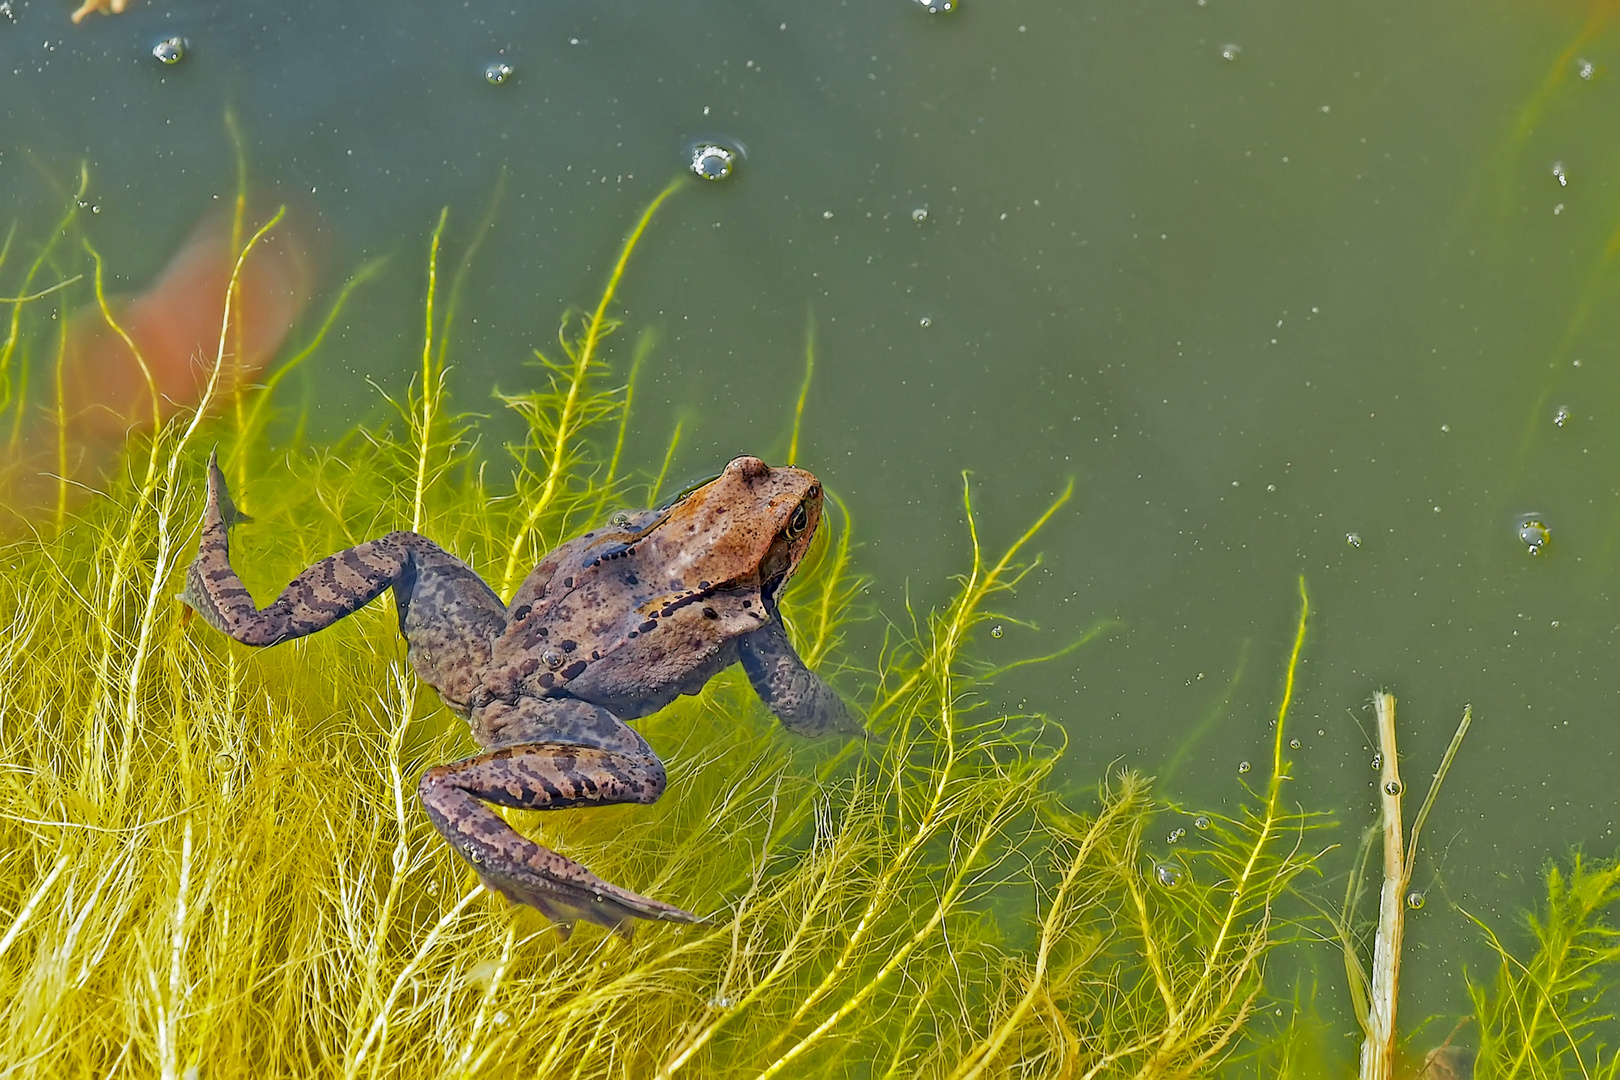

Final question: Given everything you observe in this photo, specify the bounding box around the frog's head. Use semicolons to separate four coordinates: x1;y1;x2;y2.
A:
666;456;825;602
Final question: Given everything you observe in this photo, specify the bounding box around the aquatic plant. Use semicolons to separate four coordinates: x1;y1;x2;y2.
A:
0;180;1335;1077
1465;855;1620;1079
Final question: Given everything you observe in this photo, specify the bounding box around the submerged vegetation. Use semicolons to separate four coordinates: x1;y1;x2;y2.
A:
0;175;1336;1078
4;172;1604;1077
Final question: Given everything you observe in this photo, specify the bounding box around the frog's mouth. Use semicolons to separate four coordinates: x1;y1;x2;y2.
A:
759;536;794;606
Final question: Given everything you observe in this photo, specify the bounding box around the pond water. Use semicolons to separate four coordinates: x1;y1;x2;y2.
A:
5;0;1620;1057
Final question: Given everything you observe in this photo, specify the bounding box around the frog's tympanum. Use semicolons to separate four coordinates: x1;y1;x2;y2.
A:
182;454;858;936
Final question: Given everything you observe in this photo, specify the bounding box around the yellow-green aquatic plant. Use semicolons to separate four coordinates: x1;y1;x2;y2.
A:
1466;855;1620;1079
0;184;1331;1077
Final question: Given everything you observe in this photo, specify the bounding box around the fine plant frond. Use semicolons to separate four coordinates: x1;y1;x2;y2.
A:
1467;855;1620;1080
0;181;1335;1077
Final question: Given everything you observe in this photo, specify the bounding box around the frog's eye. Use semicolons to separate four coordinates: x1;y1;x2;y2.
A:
785;501;811;540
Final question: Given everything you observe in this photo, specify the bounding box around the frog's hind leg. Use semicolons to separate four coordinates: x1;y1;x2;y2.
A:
419;699;701;938
182;453;505;668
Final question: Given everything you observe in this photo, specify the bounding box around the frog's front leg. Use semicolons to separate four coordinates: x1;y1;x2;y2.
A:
737;617;862;737
419;697;701;938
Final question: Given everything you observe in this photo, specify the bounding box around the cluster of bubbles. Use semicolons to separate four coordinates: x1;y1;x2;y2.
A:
1220;44;1241;61
1346;532;1362;548
913;0;955;12
1554;405;1571;427
1166;827;1186;844
1518;517;1551;556
484;61;514;85
1553;161;1569;187
152;36;185;65
690;144;737;181
1578;58;1595;80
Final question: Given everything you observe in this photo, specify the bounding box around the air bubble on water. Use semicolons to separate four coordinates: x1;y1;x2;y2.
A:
1220;44;1241;60
1346;532;1361;548
1384;779;1403;796
214;752;235;772
1154;863;1184;889
823;210;834;219
1406;890;1426;910
426;880;439;896
1371;752;1382;770
708;994;736;1009
1578;58;1595;80
1553;161;1568;186
1289;738;1301;749
493;1010;510;1026
690;144;737;181
1554;405;1571;427
911;207;929;222
1518;517;1551;555
484;61;514;85
152;36;186;64
1167;827;1186;844
1237;760;1251;774
990;624;1004;639
919;316;932;328
1193;815;1211;830
543;648;563;669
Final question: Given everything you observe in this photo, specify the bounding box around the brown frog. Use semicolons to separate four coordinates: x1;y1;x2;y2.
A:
181;454;857;936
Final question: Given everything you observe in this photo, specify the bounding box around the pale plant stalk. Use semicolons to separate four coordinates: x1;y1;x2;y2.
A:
498;177;684;594
411;207;449;533
0;855;69;965
0;165;87;436
350;665;420;1035
345;885;486;1079
746;483;1071;1076
113;210;286;808
1359;691;1405;1080
78;237;170;799
754;782;1031;1080
235;258;386;463
450;924;517;1077
947;785;1140;1080
787;306;815;465
155;817;194;1080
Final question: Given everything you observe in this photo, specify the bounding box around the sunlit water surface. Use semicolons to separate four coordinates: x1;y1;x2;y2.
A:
6;0;1620;1057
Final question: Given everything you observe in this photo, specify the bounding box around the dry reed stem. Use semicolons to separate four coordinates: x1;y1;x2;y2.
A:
1359;691;1405;1080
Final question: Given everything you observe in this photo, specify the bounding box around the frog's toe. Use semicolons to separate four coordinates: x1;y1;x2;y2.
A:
477;863;708;939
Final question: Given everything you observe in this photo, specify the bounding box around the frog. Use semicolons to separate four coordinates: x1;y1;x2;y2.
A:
181;453;858;937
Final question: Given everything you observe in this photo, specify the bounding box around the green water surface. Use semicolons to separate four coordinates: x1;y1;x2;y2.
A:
6;0;1620;1058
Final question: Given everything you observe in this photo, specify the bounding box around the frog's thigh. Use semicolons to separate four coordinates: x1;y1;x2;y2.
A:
417;738;697;933
737;620;861;737
393;541;507;702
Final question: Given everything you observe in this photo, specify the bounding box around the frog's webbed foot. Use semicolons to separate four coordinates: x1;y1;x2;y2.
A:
737;618;863;738
418;728;706;938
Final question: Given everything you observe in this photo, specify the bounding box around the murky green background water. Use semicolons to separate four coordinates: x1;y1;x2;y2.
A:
7;0;1620;1056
